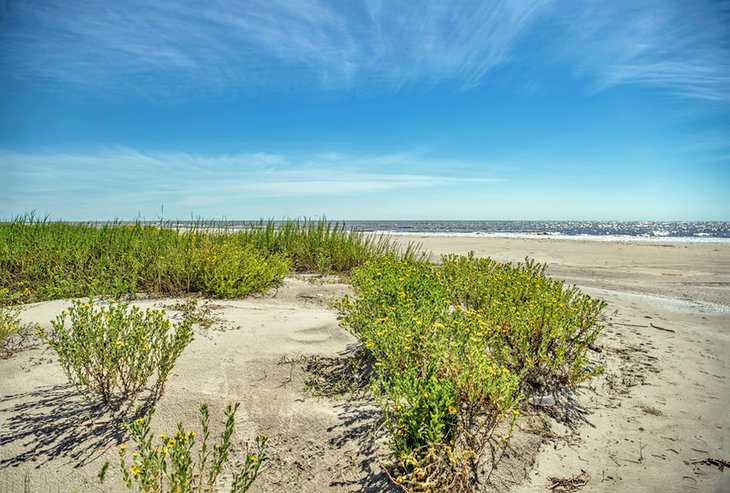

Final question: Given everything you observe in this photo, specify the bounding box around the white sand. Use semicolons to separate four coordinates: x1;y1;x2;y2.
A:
1;238;728;492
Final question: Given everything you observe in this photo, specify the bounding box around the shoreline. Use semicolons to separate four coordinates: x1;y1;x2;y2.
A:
377;231;730;244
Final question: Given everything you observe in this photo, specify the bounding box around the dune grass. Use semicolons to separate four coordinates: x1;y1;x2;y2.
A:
0;215;413;305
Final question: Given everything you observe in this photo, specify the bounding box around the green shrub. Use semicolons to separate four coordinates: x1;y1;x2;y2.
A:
190;240;290;298
439;253;607;390
337;254;606;491
104;403;268;493
0;287;34;358
338;258;521;490
0;305;21;356
39;299;194;408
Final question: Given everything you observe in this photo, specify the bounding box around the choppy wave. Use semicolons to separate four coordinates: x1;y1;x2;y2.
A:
345;221;730;243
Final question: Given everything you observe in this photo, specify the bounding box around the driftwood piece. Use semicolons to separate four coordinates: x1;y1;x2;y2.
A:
547;470;590;491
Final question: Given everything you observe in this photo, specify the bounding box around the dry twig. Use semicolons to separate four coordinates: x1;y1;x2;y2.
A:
547;470;590;491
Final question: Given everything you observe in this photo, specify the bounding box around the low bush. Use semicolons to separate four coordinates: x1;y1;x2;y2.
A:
103;403;268;493
39;299;194;408
439;253;607;390
337;254;606;491
190;240;290;298
0;287;35;358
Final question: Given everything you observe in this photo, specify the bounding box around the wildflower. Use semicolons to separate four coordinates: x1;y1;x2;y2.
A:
119;444;126;451
132;452;139;458
143;345;149;351
512;409;520;416
448;405;457;415
374;362;383;367
135;417;145;425
167;438;175;447
249;455;257;463
35;329;42;335
115;340;122;346
159;433;166;440
130;465;141;475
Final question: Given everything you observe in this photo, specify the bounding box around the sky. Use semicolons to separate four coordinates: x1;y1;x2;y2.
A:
1;0;729;221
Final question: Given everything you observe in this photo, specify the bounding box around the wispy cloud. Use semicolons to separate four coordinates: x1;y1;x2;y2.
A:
1;1;727;102
554;0;730;102
0;148;505;218
0;0;548;92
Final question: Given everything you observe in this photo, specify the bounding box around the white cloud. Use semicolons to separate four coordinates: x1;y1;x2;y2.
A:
0;0;548;92
0;148;505;218
555;0;730;102
1;1;727;102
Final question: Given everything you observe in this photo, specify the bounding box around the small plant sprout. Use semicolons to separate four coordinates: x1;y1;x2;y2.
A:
106;403;269;493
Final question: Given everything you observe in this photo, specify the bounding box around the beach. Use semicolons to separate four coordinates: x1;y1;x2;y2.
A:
1;236;728;492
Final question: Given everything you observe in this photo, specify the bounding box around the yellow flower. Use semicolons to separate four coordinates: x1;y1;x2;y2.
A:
512;409;520;415
143;345;149;351
132;452;139;458
448;405;457;415
374;362;382;367
249;455;257;462
130;465;141;475
115;340;122;346
159;433;166;440
167;438;175;447
135;417;145;425
35;329;42;335
119;444;127;451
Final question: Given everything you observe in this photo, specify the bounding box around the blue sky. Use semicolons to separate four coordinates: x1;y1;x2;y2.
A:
1;0;728;220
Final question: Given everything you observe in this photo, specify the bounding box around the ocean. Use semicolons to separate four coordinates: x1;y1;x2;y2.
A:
160;220;730;243
342;220;730;242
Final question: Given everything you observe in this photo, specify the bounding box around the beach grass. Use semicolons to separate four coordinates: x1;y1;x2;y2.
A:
0;215;411;304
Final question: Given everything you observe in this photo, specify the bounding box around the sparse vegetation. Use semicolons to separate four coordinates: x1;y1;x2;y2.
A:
1;214;607;492
38;299;194;409
102;403;268;493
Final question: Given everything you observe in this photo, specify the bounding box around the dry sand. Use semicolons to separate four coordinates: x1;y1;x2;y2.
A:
1;237;728;492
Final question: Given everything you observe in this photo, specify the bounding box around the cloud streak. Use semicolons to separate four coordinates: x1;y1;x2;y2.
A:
554;0;730;102
0;148;505;219
0;0;548;92
1;1;727;102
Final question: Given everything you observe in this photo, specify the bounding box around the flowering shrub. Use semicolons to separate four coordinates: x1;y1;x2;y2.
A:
190;241;290;299
439;253;607;390
103;403;268;493
0;287;34;357
337;254;606;491
40;299;194;408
